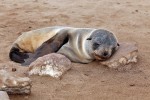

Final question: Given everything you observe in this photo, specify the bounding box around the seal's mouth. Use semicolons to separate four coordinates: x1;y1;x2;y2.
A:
93;53;107;61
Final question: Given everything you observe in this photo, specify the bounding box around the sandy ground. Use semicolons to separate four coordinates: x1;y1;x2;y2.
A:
0;0;150;100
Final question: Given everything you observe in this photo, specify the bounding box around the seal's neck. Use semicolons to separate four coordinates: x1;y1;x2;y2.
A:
85;40;94;59
84;30;97;60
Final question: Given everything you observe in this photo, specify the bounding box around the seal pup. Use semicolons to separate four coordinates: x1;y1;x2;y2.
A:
9;26;119;65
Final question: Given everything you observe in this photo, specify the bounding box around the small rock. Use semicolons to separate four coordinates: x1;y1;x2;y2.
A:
101;80;105;82
129;83;135;87
0;91;10;100
84;73;89;76
28;53;72;79
0;70;31;95
28;26;32;29
100;42;138;69
135;10;138;12
12;68;17;72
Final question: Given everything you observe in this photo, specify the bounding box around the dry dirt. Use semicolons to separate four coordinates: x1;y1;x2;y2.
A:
0;0;150;100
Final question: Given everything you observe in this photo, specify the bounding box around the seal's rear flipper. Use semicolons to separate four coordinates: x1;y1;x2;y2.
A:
21;30;69;66
9;47;29;63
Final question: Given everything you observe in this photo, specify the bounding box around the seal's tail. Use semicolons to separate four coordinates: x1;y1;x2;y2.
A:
9;47;29;63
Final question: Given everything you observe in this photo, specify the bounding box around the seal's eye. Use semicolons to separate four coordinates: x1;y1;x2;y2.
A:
87;37;92;40
117;43;120;46
93;43;100;49
94;43;100;46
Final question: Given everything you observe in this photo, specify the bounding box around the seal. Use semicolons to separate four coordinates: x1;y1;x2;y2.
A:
9;26;119;65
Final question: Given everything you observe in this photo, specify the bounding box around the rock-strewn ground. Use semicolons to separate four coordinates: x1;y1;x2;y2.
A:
0;0;150;100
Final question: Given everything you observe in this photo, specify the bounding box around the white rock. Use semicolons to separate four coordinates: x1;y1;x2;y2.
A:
28;53;72;79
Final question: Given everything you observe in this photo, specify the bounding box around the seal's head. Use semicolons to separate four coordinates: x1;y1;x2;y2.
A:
87;29;119;60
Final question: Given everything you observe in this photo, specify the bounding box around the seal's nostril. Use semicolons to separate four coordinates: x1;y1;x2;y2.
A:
103;52;108;57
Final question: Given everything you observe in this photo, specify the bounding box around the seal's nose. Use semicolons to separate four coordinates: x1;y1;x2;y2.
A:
102;51;109;58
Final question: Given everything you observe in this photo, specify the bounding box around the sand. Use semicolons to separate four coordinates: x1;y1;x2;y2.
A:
0;0;150;100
